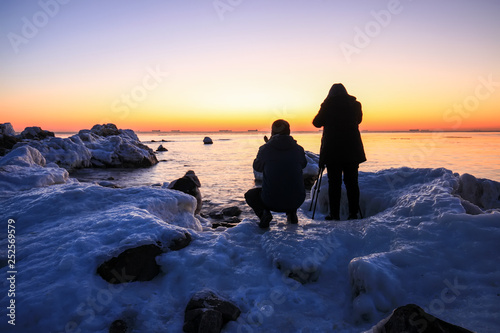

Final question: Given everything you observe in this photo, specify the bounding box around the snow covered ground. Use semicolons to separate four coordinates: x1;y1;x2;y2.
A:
1;141;500;332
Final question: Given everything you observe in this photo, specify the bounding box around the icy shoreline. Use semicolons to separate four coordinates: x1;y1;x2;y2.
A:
1;124;500;332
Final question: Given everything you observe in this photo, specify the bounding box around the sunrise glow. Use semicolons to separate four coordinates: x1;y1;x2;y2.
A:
1;1;499;132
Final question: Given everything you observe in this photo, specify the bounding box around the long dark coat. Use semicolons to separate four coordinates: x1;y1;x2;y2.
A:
312;95;366;166
253;135;307;212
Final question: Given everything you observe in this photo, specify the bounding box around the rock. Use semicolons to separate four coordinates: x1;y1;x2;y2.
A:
20;126;55;140
168;170;203;214
0;145;46;167
0;123;16;137
183;290;241;333
109;319;128;333
156;144;168;152
372;304;474;333
185;308;223;333
15;135;93;169
208;211;224;220
168;233;192;251
10;123;157;169
77;124;158;168
97;181;120;188
90;123;121;137
221;206;242;217
455;173;500;210
211;221;239;229
0;134;20;156
203;137;213;144
97;244;163;284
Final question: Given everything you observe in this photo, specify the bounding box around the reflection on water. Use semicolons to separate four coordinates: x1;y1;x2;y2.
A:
69;132;500;211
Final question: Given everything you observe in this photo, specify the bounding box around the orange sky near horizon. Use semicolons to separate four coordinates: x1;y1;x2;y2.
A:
1;1;499;133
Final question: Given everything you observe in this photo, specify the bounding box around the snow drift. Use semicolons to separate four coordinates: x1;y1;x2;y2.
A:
1;147;499;332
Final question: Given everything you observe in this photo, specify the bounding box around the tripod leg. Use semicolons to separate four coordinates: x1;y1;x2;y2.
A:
309;167;322;211
312;168;324;219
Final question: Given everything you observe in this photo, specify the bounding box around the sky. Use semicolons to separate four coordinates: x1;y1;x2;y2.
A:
1;0;499;132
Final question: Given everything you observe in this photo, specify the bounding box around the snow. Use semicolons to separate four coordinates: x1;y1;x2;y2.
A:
12;124;157;169
0;146;69;191
1;154;500;332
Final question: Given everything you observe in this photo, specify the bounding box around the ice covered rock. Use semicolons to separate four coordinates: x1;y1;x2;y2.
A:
20;126;55;140
369;304;474;333
0;122;19;155
0;145;45;167
12;123;157;169
0;146;69;191
77;124;158;168
203;137;213;144
16;135;93;169
167;232;192;251
183;290;241;333
97;244;163;283
89;123;122;137
349;253;404;322
455;173;500;211
0;122;16;137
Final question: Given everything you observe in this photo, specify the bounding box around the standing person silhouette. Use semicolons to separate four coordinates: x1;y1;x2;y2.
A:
313;83;366;220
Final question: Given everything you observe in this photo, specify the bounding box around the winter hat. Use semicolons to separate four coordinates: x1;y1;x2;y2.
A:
271;119;290;136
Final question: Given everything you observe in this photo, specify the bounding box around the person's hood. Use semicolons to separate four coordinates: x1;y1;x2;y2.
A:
266;134;297;150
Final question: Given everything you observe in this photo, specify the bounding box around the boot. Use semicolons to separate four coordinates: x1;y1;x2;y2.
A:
259;209;272;228
287;211;298;224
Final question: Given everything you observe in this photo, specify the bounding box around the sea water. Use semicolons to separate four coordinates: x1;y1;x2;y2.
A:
70;131;500;204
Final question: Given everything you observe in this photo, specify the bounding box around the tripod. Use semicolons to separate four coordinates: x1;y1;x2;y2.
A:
309;166;324;220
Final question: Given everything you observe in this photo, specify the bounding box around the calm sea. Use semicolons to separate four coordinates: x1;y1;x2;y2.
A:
67;131;500;211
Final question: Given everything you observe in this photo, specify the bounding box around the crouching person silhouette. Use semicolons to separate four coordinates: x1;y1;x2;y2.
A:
245;119;307;228
313;83;366;220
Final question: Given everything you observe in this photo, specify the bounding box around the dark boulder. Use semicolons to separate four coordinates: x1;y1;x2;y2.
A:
0;134;19;156
20;126;55;140
90;123;121;137
168;233;192;251
97;244;163;284
221;206;242;217
109;319;128;333
183;290;241;333
156;145;168;152
373;304;473;333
